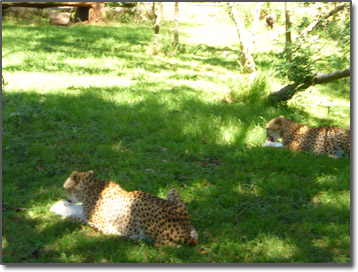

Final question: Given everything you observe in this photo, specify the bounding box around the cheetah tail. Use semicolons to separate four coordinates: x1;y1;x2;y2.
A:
187;226;199;246
188;225;199;245
186;236;199;246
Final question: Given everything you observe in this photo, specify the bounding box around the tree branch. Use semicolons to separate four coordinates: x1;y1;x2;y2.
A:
313;67;350;84
251;2;262;44
300;3;348;36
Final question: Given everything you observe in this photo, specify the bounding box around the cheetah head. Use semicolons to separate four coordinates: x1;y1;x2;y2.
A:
63;170;94;203
265;115;285;142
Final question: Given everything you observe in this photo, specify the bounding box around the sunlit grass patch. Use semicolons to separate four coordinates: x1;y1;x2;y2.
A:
288;84;350;127
1;17;350;264
311;190;350;208
249;233;298;262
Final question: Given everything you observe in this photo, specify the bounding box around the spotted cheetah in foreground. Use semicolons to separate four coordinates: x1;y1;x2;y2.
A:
61;170;198;247
265;115;350;157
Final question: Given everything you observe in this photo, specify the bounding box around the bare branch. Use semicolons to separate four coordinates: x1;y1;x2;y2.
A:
300;3;348;37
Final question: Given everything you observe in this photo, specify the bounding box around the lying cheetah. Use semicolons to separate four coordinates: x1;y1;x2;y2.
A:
265;115;350;157
61;170;198;247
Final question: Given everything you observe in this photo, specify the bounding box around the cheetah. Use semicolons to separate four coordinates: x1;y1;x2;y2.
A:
265;115;350;157
61;170;199;247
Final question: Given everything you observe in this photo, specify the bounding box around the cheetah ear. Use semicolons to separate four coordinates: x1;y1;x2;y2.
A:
87;170;94;176
71;171;80;182
64;171;79;189
275;115;284;125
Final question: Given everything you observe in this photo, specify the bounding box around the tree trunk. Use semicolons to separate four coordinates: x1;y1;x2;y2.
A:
153;2;162;52
134;2;145;21
251;2;262;45
173;2;179;47
228;2;255;73
285;2;292;61
268;67;350;102
88;3;105;23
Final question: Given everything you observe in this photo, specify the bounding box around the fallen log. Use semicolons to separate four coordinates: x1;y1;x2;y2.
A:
2;2;98;9
268;67;350;102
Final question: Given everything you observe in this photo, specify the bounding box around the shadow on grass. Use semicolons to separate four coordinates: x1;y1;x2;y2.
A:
2;84;350;263
2;24;242;75
3;24;204;75
1;214;83;263
2;24;153;52
199;57;240;71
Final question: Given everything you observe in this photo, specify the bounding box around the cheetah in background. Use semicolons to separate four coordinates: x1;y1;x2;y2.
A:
265;115;350;157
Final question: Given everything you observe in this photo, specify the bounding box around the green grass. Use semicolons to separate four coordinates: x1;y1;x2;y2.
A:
1;17;350;263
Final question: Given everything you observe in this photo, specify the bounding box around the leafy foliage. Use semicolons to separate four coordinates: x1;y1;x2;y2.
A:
278;46;315;83
275;3;350;84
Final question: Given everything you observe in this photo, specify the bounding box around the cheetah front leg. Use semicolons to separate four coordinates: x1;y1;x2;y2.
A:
87;218;123;236
65;215;88;224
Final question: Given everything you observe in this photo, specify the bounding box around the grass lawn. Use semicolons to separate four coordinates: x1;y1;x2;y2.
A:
1;16;350;263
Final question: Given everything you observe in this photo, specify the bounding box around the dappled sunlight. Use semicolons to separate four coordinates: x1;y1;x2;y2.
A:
4;72;132;93
249;233;298;261
111;141;132;153
2;83;350;261
182;22;239;47
311;189;350;208
288;85;350;128
311;175;350;209
233;183;261;198
2;237;9;250
215;122;266;147
244;124;267;147
2;2;350;262
315;174;341;187
218;124;239;145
